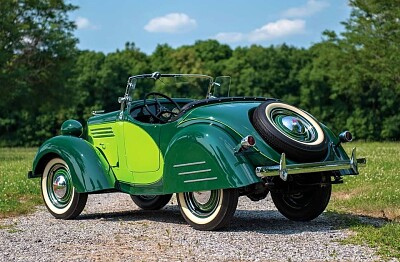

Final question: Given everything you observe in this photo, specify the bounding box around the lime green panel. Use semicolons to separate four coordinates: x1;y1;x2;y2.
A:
123;122;164;184
88;123;119;167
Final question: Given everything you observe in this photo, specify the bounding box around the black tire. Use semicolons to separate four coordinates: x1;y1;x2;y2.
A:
130;194;173;210
41;158;88;219
252;100;328;162
271;174;332;221
177;188;239;231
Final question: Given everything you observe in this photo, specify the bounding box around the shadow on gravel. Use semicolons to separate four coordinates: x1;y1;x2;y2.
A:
230;210;388;235
75;205;384;235
78;205;186;225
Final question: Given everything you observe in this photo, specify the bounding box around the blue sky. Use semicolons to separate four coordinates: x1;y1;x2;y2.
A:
68;0;351;54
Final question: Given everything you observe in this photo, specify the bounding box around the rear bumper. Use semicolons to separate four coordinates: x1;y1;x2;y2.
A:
256;147;366;181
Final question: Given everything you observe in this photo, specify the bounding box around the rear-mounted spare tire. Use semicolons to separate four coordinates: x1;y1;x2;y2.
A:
252;100;328;162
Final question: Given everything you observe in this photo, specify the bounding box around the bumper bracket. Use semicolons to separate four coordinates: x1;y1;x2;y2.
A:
255;148;366;181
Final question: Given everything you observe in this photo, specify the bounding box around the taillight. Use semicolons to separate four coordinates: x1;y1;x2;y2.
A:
241;135;256;148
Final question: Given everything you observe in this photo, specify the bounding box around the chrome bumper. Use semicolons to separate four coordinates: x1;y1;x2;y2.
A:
255;148;366;181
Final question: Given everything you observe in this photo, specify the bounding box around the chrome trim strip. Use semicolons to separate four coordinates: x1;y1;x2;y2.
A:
255;147;366;181
184;177;218;183
173;161;206;168
178;169;212;176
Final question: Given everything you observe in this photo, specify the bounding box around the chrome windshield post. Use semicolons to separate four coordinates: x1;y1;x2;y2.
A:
118;78;136;119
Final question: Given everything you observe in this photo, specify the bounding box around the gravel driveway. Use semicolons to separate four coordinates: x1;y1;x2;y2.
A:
0;193;387;261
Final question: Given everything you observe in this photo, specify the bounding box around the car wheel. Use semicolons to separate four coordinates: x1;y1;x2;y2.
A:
177;188;239;231
252;100;328;162
130;194;173;210
41;158;87;219
271;174;332;221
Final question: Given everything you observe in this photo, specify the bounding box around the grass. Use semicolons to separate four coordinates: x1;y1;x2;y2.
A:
0;143;399;258
328;142;400;259
330;142;400;221
326;212;400;259
0;148;42;218
345;221;400;259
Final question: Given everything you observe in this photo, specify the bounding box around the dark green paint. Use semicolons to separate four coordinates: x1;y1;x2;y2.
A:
61;119;83;137
163;123;261;193
31;98;354;195
177;102;282;164
88;111;119;125
32;136;115;193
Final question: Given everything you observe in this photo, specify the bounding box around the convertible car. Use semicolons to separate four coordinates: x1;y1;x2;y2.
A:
28;72;365;230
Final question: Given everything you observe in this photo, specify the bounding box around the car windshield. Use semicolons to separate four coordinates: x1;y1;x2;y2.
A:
125;72;231;101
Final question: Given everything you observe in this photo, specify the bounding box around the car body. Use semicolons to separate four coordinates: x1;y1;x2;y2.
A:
28;72;366;230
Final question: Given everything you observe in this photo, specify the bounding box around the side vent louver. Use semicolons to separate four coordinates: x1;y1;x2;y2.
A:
90;127;115;138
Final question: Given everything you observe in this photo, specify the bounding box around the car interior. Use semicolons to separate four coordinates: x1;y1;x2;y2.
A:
130;99;192;124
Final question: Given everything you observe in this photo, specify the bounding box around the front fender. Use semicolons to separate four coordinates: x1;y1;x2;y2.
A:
31;136;116;193
163;122;261;193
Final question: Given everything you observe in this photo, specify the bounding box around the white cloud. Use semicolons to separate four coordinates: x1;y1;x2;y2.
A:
75;17;98;30
214;19;305;44
144;13;197;33
248;19;306;42
214;32;244;43
282;0;330;18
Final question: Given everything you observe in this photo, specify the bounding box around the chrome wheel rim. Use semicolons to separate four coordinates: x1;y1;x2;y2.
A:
184;190;220;218
270;108;318;143
47;163;73;209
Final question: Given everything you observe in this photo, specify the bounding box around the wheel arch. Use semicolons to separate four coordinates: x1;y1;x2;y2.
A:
163;122;261;193
32;136;116;193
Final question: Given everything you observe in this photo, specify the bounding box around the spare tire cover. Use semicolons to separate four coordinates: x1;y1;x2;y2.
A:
252;100;328;162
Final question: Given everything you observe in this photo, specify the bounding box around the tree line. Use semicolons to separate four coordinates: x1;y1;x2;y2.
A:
0;0;399;146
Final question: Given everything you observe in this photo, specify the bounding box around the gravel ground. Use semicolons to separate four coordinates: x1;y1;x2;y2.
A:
0;193;391;262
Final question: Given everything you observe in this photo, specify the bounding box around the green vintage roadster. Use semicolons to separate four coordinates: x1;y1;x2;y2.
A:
28;72;365;230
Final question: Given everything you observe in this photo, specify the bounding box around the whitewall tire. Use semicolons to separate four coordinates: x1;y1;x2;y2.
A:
41;158;87;219
177;188;238;230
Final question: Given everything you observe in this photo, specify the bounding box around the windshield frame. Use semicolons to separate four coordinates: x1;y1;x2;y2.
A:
126;73;214;97
118;72;233;118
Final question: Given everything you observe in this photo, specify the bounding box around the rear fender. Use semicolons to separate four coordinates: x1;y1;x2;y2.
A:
31;136;116;193
163;123;261;193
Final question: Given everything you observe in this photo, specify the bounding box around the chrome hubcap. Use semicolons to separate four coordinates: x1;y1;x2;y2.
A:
281;116;306;135
193;191;212;205
53;175;67;199
271;108;318;143
184;190;220;218
47;163;72;208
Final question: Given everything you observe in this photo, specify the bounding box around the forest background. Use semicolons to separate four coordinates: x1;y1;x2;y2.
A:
1;0;399;146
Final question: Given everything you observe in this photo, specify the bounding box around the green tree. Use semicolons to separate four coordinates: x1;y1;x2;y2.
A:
0;0;78;146
150;44;174;72
193;40;232;76
97;44;150;107
66;50;106;120
299;0;400;140
342;0;400;139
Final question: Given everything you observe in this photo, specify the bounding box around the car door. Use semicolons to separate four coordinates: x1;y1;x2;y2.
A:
122;121;163;184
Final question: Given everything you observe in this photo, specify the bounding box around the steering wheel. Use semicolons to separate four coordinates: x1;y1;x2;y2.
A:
143;92;182;123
